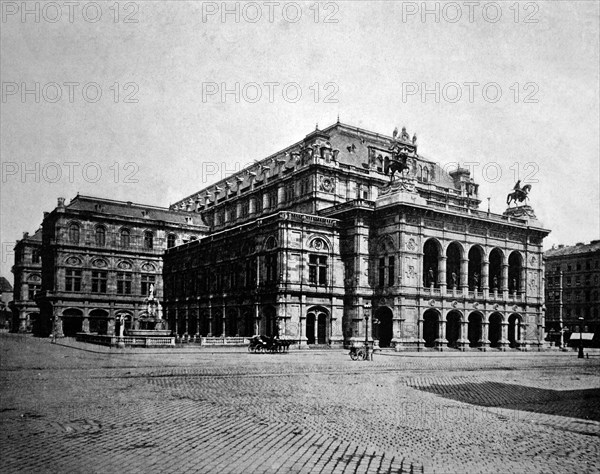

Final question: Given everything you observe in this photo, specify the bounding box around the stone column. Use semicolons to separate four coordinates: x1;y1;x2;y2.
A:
417;317;424;351
501;263;509;297
82;317;90;333
207;300;213;337
254;303;260;335
436;318;447;350
438;257;447;293
458;320;469;351
479;320;490;350
481;259;489;295
460;258;469;296
248;196;256;216
499;321;509;351
298;314;307;347
222;302;226;337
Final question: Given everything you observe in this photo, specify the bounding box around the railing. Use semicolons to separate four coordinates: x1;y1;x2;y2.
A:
76;333;175;347
201;336;249;345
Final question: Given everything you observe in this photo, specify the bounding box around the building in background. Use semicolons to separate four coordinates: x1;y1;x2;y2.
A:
33;195;207;337
164;122;550;350
1;276;14;330
544;241;600;347
9;229;42;332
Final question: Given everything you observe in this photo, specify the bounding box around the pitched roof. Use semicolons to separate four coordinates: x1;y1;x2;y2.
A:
0;276;13;292
65;195;207;228
545;240;600;258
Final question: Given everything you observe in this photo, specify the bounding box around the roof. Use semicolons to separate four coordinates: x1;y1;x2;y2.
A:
64;195;207;228
171;121;461;208
545;240;600;258
0;276;13;292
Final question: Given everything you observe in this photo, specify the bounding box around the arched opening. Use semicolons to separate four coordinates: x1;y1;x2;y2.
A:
88;309;108;334
263;306;277;337
242;311;254;337
306;313;316;345
446;242;462;290
423;309;439;347
489;313;503;348
188;310;198;336
306;307;328;345
200;311;210;337
167;234;177;249
508;252;523;293
423;239;440;287
489;248;503;291
374;307;393;348
468;246;483;290
317;313;327;344
446;311;462;348
226;311;238;336
212;310;222;337
508;314;522;347
62;308;83;336
468;312;483;347
27;312;39;333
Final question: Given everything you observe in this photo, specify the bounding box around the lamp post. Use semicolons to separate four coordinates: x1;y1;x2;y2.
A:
578;316;584;359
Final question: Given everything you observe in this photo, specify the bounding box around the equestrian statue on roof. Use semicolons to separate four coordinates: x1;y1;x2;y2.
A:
506;180;532;206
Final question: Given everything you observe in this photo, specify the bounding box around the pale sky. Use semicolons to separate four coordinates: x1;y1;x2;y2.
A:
1;0;599;279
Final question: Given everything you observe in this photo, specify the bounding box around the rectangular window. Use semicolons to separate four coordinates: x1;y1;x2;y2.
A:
28;284;40;300
32;250;40;264
266;254;278;283
388;256;395;286
378;257;386;287
309;255;327;286
141;274;156;296
117;272;132;295
65;269;82;292
91;271;107;293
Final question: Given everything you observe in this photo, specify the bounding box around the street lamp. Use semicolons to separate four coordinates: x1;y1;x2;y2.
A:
578;316;584;359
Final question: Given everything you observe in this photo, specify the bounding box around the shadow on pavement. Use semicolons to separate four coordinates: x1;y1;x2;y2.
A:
408;381;600;422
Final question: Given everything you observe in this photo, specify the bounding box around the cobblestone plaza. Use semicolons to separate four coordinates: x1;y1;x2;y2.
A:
1;334;598;474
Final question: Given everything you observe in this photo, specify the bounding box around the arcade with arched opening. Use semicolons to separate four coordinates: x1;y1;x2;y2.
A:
374;307;393;348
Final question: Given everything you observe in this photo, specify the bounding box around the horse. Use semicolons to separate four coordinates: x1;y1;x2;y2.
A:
506;184;532;206
387;153;410;182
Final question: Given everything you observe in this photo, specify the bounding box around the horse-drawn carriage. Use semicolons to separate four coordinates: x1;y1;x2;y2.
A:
248;335;293;353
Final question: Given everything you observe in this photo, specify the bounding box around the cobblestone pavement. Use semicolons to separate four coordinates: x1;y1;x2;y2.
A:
1;334;599;474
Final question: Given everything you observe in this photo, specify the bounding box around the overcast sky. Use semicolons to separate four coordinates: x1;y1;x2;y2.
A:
1;0;599;278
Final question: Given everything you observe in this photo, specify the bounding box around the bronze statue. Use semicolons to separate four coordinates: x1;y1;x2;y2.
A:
388;152;410;182
507;180;532;206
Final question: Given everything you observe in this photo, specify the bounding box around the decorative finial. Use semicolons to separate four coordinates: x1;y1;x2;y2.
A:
315;123;319;130
337;113;340;123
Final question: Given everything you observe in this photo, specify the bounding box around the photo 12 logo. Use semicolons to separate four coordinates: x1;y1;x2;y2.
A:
200;2;339;24
401;82;540;104
400;2;539;24
1;161;140;184
201;81;339;104
1;1;139;23
1;82;139;104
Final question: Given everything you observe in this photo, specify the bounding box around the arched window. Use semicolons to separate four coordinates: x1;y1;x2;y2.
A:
167;234;176;248
68;223;80;244
144;231;154;250
423;167;429;182
120;228;130;248
95;226;106;247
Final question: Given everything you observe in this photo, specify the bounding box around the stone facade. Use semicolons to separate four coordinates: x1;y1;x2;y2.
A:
544;240;600;346
33;195;207;337
9;230;42;332
164;122;550;350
